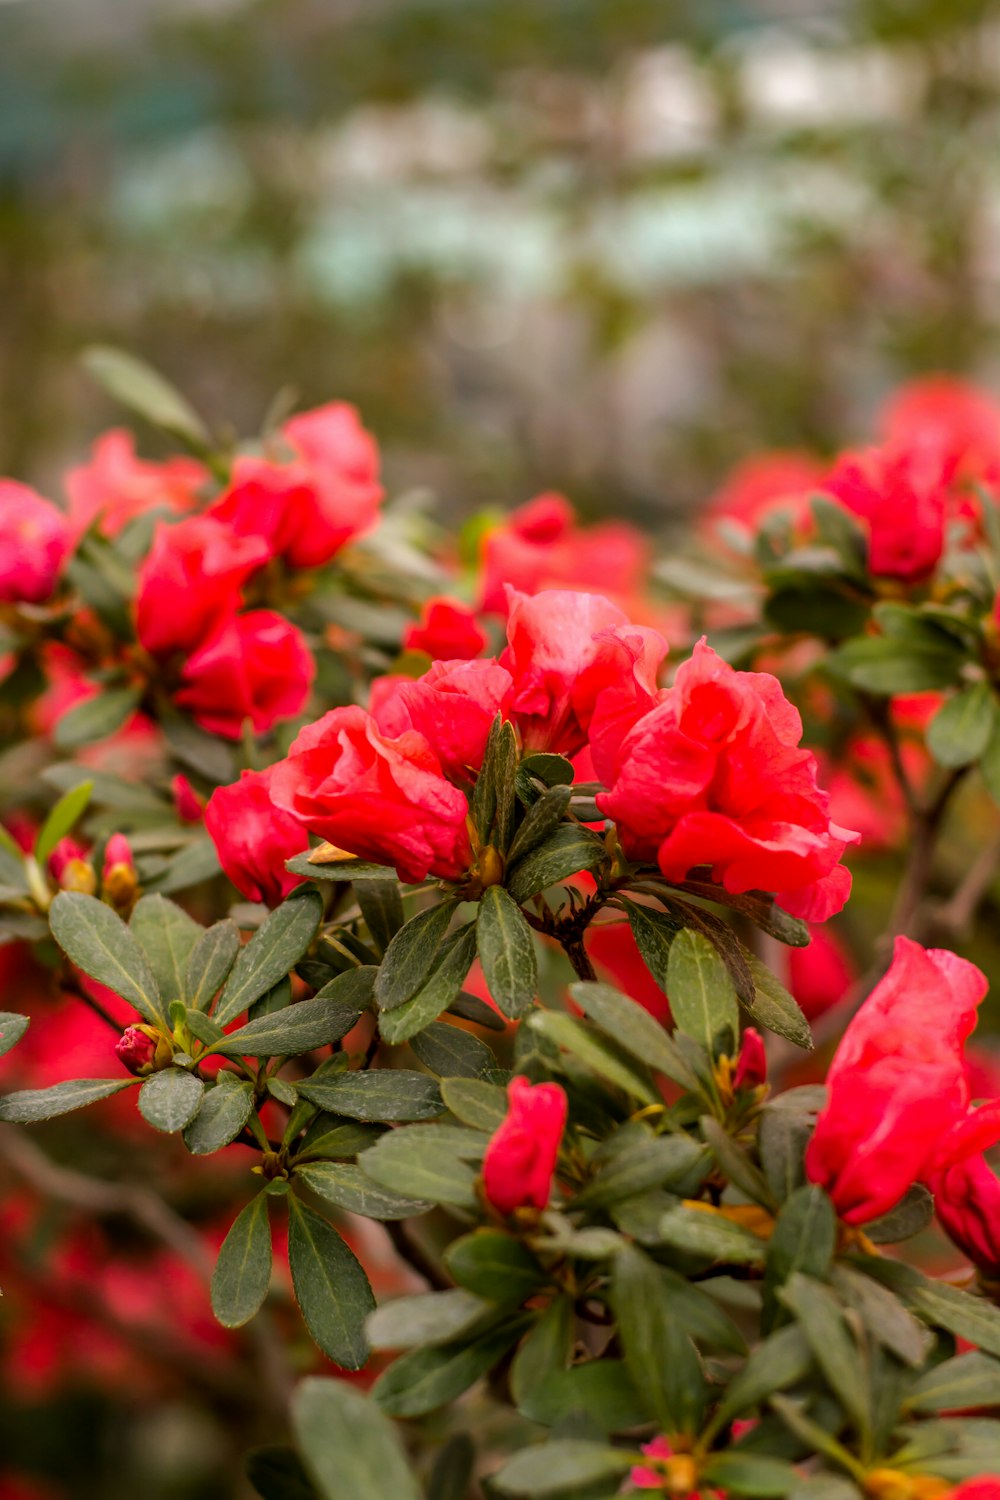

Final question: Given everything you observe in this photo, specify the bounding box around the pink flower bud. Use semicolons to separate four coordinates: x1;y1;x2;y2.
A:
482;1076;567;1215
171;773;204;824
48;838;90;883
102;834;138;914
102;834;134;881
733;1027;767;1092
115;1025;158;1077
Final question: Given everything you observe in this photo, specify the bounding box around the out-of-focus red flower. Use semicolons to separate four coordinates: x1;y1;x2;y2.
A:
594;639;858;922
501;587;667;758
102;833;138;914
928;1154;1000;1283
806;937;1000;1224
0;482;72;605
733;1027;767;1091
879;375;1000;490
946;1480;1000;1500
135;516;270;659
205;766;307;907
212;403;382;569
788;925;856;1021
822;445;948;582
482;1076;567;1214
629;1436;716;1495
65;430;205;538
175;610;314;739
403;596;488;660
371;658;513;782
269;705;473;884
706;451;825;541
47;838;94;896
480;493;649;615
171;773;204;823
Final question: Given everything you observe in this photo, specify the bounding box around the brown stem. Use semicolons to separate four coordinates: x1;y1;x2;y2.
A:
931;831;1000;942
886;768;965;942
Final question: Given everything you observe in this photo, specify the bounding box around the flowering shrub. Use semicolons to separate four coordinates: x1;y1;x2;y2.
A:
0;351;999;1498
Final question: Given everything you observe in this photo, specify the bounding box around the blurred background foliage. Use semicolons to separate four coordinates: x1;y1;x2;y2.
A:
5;0;1000;530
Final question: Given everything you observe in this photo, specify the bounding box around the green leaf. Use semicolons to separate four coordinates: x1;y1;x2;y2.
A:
0;1012;29;1059
865;1183;934;1244
0;1076;136;1123
143;836;221;895
758;1106;813;1202
360;1125;481;1207
183;1079;255;1155
569;979;700;1091
510;1296;572;1415
506;824;607;903
211;971;374;1058
445;1230;547;1301
293;1115;385;1163
574;1134;706;1210
828;635;965;695
215;890;323;1026
763;1186;836;1328
612;1243;707;1436
667;928;740;1055
741;952;813;1050
712;1325;813;1429
378;925;476;1044
777;1273;870;1438
34;781;93;868
367;1289;493;1350
355;880;405;957
291;1376;422;1500
184;919;241;1010
908;1351;1000;1413
830;1264;931;1369
428;1436;475;1500
372;1318;528;1417
471;713;504;843
211;1195;272;1328
477;885;537;1020
518;752;575;789
657;1206;767;1266
49;890;165;1026
858;1257;1000;1357
130;894;203;1010
245;1446;319;1500
82;345;211;449
526;1010;659;1104
700;1453;799;1497
927;683;997;769
506;784;572;865
980;717;1000;808
138;1067;205;1133
410;1021;498;1079
666;882;810;948
288;1198;374;1369
440;1077;508;1132
296;1069;444;1123
447;989;506;1032
622;898;677;990
702;1117;777;1211
285;854;396;882
373;900;456;1012
294;1162;432;1220
54;688;143;750
491;1441;633;1497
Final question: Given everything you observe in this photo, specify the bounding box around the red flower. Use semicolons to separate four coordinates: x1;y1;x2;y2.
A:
822;445;948;582
879;375;1000;490
501;587;667;757
204;767;307;907
65;429;205;538
480;492;648;615
706;450;825;541
403;596;488;660
594;639;857;922
482;1076;567;1214
171;773;204;824
269;705;473;884
0;482;72;605
805;937;1000;1224
788;925;856;1021
371;658;513;781
175;610;314;739
733;1027;767;1091
135;516;269;659
947;1482;1000;1500
212;402;382;569
928;1154;1000;1283
115;1025;161;1077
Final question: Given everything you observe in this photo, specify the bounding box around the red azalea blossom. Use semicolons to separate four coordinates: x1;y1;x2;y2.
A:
371;658;513;781
65;429;206;538
204;766;308;907
269;704;473;883
480;492;649;614
403;596;488;660
0;481;72;605
806;937;1000;1224
733;1027;767;1091
928;1153;1000;1283
594;638;858;921
482;1076;567;1215
822;444;949;582
879;375;1000;490
175;609;315;738
135;515;270;659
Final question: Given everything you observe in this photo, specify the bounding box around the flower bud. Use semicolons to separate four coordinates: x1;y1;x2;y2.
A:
733;1027;767;1092
171;773;204;824
48;838;97;895
102;834;138;915
116;1024;171;1077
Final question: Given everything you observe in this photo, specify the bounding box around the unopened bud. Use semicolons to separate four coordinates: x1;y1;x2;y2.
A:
115;1024;172;1077
733;1027;767;1092
171;773;203;824
102;834;138;914
49;837;97;895
665;1455;699;1495
477;845;504;889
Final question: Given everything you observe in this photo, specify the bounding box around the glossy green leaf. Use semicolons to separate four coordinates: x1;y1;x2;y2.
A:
927;683;997;769
296;1069;444;1123
491;1441;633;1497
183;1078;255;1155
215;890;324;1026
777;1273;870;1437
741;953;813;1050
526;1010;659;1104
373;1318;528;1417
505;784;572;865
291;1376;421;1500
367;1289;493;1350
667;928;739;1055
287;1198;374;1369
49;890;165;1026
570;979;699;1091
373;900;456;1012
440;1077;508;1132
130;894;203;1010
212;970;374;1058
355;880;405;957
410;1020;498;1079
138;1067;205;1133
445;1230;547;1301
183;918;241;1011
294;1162;432;1220
506;824;607;903
360;1124;481;1207
34;781;93;868
612;1243;707;1436
378;925;476;1044
211;1195;272;1328
477;885;537;1019
0;1076;136;1123
0;1012;29;1059
83;345;211;447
